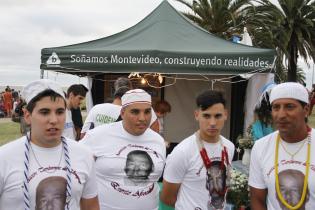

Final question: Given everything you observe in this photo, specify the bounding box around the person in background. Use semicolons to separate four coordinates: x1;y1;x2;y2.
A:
160;90;234;210
251;93;274;141
71;107;84;140
0;97;5;118
80;86;130;139
249;82;315;210
153;100;172;152
12;98;30;135
2;87;13;117
309;84;315;115
70;84;88;140
64;84;88;140
114;77;133;91
81;89;166;210
11;89;19;101
0;79;99;210
19;99;30;135
153;100;171;137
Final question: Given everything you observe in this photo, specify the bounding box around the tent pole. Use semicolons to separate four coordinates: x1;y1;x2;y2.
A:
40;69;44;79
312;62;315;85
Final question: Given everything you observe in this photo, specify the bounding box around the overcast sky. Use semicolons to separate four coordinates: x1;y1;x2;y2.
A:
0;0;314;89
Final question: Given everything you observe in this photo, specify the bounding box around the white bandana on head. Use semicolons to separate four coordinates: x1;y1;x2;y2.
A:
121;89;151;108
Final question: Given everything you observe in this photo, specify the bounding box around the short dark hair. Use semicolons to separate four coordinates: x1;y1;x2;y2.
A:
114;77;132;91
26;89;66;113
154;100;171;114
67;84;88;97
255;94;272;126
114;86;130;98
196;90;226;111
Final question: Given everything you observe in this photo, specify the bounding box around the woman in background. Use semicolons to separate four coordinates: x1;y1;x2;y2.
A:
251;94;274;141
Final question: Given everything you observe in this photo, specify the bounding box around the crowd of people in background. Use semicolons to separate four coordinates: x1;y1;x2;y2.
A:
0;86;20;118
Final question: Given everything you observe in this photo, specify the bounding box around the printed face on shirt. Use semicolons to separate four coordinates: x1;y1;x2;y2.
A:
35;176;67;210
121;103;152;136
276;169;309;210
271;98;309;139
24;96;66;148
124;150;154;186
68;92;85;109
195;103;227;142
206;161;226;209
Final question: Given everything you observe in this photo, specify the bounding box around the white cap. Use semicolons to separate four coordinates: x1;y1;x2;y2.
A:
21;79;65;103
269;82;309;104
121;89;151;107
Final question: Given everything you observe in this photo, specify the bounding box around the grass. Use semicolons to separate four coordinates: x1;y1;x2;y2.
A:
0;121;22;146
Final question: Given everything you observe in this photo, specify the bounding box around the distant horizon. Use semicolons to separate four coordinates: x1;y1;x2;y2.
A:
0;70;88;89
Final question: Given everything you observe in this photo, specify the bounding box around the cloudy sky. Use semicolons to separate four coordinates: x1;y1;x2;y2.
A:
0;0;314;88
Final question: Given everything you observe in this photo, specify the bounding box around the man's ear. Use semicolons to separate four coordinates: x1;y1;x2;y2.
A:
24;109;31;125
224;109;228;121
304;104;310;118
68;92;74;99
194;109;199;121
120;107;125;120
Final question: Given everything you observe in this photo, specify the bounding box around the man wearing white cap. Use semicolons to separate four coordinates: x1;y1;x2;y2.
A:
81;89;166;210
249;82;315;210
0;79;99;210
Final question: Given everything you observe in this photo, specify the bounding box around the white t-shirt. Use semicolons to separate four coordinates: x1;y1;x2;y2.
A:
63;109;76;140
0;136;97;210
81;103;121;133
163;133;235;210
150;109;157;126
249;130;315;210
81;121;166;210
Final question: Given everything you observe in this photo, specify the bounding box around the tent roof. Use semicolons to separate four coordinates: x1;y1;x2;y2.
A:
41;0;275;75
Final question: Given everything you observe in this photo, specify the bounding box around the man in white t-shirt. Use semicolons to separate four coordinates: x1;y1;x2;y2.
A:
0;79;99;210
64;84;88;140
249;82;315;210
80;86;130;139
160;90;235;210
81;89;166;210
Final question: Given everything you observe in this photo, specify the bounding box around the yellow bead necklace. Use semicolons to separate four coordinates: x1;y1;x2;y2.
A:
274;129;311;210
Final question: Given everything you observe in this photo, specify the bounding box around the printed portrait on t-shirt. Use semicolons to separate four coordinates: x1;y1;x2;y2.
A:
124;150;154;186
275;169;309;210
205;161;226;210
35;176;67;210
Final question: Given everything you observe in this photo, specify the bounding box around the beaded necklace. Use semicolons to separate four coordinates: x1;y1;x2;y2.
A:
195;132;231;209
274;127;311;210
23;132;72;210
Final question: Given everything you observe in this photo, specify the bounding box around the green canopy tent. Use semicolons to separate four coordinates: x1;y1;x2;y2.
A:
40;0;275;144
41;1;274;75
